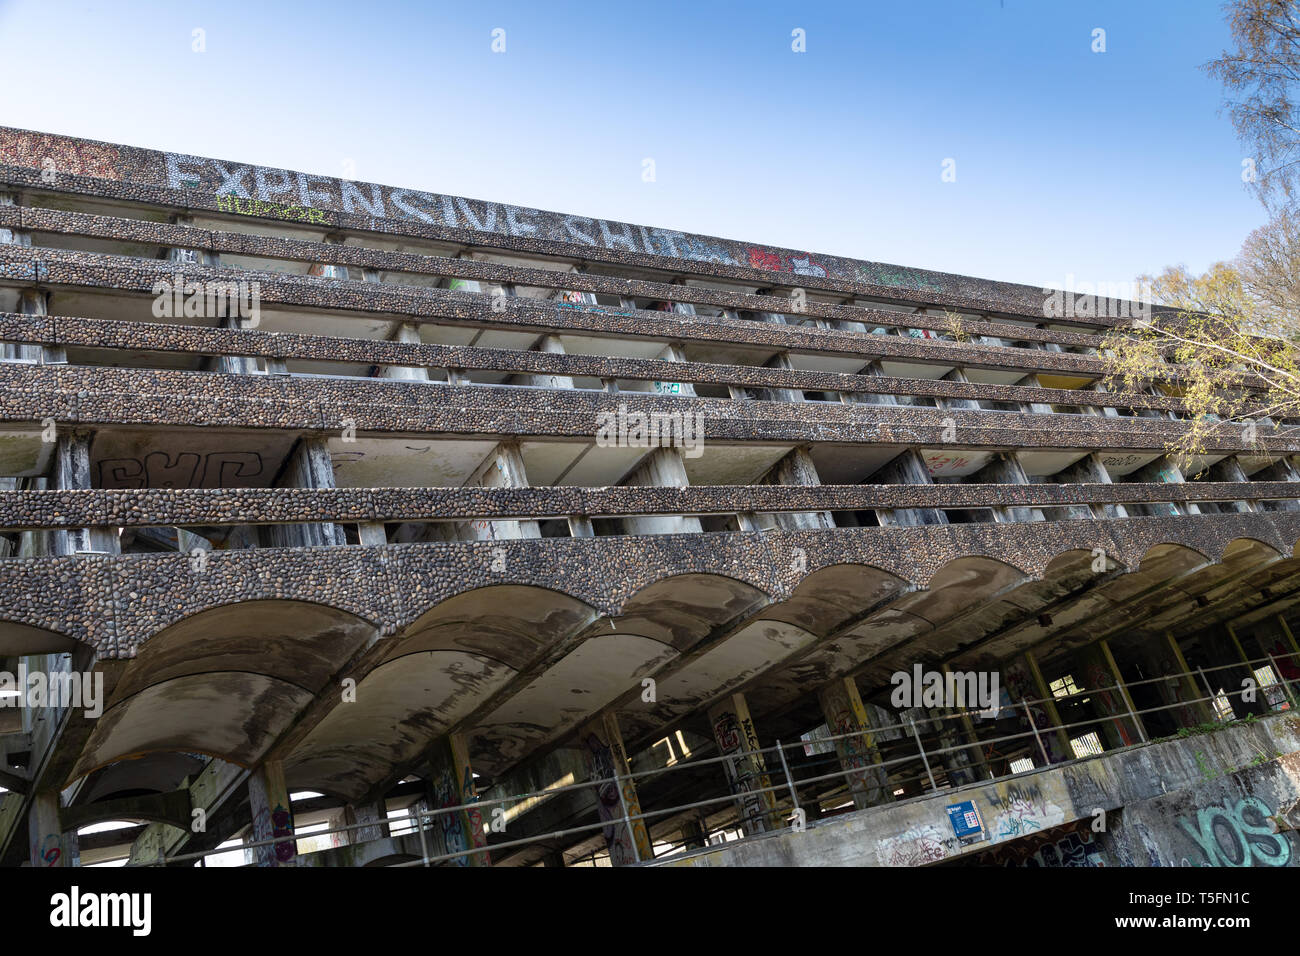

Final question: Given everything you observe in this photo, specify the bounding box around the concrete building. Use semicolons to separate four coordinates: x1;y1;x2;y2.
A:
0;125;1297;868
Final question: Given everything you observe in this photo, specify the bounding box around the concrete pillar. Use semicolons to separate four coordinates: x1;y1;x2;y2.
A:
1100;639;1147;744
1053;453;1128;520
331;800;388;846
1023;650;1073;760
460;442;540;541
1130;458;1199;517
426;732;490;867
8;289;53;365
679;813;708;850
620;447;703;536
1207;456;1257;513
872;450;948;527
379;323;430;382
753;446;834;530
28;791;78;867
1165;631;1218;725
816;677;888;810
247;760;296;867
707;693;781;836
577;711;653;865
261;436;345;548
650;343;696;398
519;335;574;390
307;233;348;279
971;452;1045;523
54;431;118;556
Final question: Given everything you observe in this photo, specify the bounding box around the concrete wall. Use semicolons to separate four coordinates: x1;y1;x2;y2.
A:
660;714;1300;867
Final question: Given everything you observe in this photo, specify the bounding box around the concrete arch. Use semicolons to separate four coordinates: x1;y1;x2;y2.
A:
67;600;381;785
0;621;80;657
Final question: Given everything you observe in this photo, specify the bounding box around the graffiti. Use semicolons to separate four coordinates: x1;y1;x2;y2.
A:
853;264;945;294
431;762;471;865
582;731;640;866
270;803;295;863
461;763;488;852
1177;796;1292;867
0;130;122;180
746;247;828;277
35;833;60;867
986;785;1065;840
214;193;328;225
878;823;957;866
98;451;264;489
713;710;742;753
982;826;1103;867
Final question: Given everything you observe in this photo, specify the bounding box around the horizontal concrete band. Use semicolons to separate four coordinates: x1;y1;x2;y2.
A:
0;204;1113;350
9;510;1297;656
0;363;1286;453
2;481;1297;530
0;127;1155;323
0;312;1183;413
0;245;1115;378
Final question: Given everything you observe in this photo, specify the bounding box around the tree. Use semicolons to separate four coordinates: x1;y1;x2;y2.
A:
1101;216;1300;468
1206;0;1300;208
1097;1;1300;468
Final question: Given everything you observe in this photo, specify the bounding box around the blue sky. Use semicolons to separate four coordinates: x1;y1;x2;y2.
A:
0;0;1256;291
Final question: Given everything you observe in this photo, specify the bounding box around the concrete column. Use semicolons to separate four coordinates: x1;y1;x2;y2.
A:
650;343;696;398
1165;631;1218;725
620;448;703;536
332;800;388;846
247;760;296;867
577;711;653;865
28;791;78;867
54;431;118;556
708;693;781;836
1023;650;1073;760
816;677;888;810
8;289;55;365
872;450;948;527
0;192;30;247
972;452;1045;523
1053;453;1128;520
307;233;348;279
679;813;708;850
379;323;430;382
519;335;575;390
754;446;834;530
261;436;345;548
1131;458;1199;517
1206;456;1257;513
1100;638;1147;744
459;442;540;541
426;732;490;867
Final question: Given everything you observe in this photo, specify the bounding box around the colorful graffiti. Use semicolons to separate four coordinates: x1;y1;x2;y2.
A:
1177;796;1292;867
0;130;122;180
746;247;828;277
979;824;1104;867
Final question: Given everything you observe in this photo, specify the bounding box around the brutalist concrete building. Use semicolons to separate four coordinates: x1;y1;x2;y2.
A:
0;127;1298;869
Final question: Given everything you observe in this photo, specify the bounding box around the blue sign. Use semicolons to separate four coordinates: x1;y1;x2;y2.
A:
947;800;986;844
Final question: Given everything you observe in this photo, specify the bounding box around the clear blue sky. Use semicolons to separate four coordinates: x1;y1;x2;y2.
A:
0;0;1257;291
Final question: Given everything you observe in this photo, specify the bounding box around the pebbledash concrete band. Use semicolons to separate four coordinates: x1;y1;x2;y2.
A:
0;125;1296;869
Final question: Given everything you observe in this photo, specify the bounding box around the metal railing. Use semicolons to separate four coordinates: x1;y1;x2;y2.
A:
119;646;1300;868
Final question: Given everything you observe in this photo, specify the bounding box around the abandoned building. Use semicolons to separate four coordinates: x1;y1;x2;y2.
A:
0;125;1297;868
